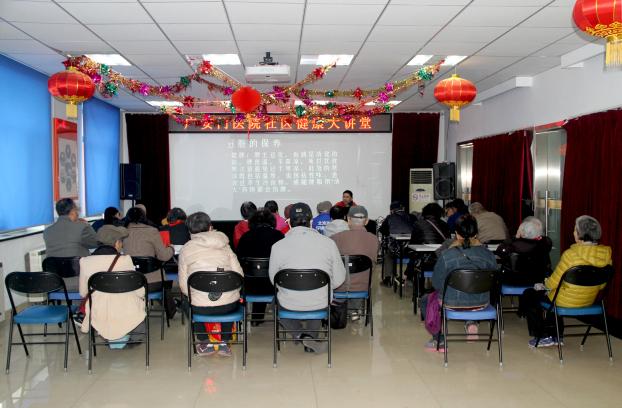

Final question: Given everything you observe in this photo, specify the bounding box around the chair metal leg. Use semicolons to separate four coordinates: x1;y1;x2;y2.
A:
328;309;332;368
145;313;150;370
443;309;448;367
187;310;192;371
63;317;70;372
602;302;613;361
497;311;503;367
5;318;14;374
580;326;592;348
91;327;97;357
160;292;165;340
368;296;374;337
16;324;28;356
70;314;82;355
273;303;278;368
88;324;93;374
553;307;563;364
487;321;495;351
242;310;247;370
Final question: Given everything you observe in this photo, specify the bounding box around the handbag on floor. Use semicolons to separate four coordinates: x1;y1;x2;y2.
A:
330;300;348;329
424;290;441;335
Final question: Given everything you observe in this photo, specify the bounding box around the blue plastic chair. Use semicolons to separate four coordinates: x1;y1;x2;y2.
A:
536;265;614;364
132;256;168;340
240;257;275;325
440;269;502;367
273;269;331;368
186;271;247;370
5;272;82;373
42;257;82;302
334;255;374;336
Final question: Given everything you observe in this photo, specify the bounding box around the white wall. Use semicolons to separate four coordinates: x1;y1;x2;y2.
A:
446;53;622;161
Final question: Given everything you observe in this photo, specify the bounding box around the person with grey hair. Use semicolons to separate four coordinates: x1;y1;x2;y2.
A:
468;202;510;243
178;212;243;357
522;215;612;348
44;198;98;258
312;201;332;234
496;216;553;287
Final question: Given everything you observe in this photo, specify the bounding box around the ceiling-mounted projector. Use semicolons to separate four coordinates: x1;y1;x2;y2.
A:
245;52;291;84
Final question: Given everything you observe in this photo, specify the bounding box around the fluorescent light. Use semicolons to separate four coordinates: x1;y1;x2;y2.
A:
147;101;183;107
365;100;402;106
202;54;241;65
300;54;354;66
407;55;433;66
85;54;131;66
441;55;467;66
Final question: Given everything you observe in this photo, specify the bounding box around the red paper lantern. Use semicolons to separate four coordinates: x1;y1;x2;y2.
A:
231;86;262;113
433;74;477;122
48;67;95;118
573;0;622;67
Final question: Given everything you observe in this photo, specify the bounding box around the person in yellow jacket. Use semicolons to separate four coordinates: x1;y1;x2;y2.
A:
523;215;612;348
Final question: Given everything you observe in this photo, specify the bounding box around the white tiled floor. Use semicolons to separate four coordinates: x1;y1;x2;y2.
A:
2;269;622;408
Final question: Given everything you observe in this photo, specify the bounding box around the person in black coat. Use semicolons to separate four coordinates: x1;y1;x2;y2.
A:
236;208;285;324
410;203;450;244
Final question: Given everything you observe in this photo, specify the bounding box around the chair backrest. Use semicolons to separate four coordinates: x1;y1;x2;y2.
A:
5;272;68;314
341;255;373;275
240;257;270;278
42;256;81;278
187;271;243;304
274;269;330;291
88;271;147;294
550;265;614;305
131;256;162;274
442;269;499;298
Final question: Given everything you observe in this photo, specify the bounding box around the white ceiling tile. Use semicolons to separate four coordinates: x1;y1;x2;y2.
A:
0;39;57;54
12;22;100;43
110;40;178;55
421;41;487;55
450;6;541;27
5;53;67;75
0;22;30;39
60;2;153;24
141;65;194;77
556;29;596;45
58;0;136;2
390;0;469;4
305;4;385;25
359;41;423;57
173;40;238;54
160;24;233;41
237;41;298;55
47;41;114;54
368;25;440;43
477;27;574;56
1;1;74;23
471;0;551;5
112;66;155;79
226;2;304;24
234;24;300;41
302;25;370;43
307;0;385;3
124;53;187;67
224;0;304;2
377;5;463;26
300;41;362;54
533;42;584;57
88;24;167;41
142;2;228;24
520;6;576;28
244;54;297;68
434;26;509;43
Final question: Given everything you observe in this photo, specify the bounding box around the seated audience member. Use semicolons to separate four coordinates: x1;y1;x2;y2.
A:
331;206;379;319
264;200;289;234
44;198;98;258
92;207;122;232
523;215;612;348
236;208;285;324
335;190;357;208
123;207;174;287
324;205;349;237
496;216;552;287
410;203;450;244
445;199;468;234
132;204;159;228
233;201;257;248
427;214;498;350
79;225;145;346
312;201;333;234
378;201;415;237
269;203;346;353
159;207;191;246
468;202;510;243
178;212;244;356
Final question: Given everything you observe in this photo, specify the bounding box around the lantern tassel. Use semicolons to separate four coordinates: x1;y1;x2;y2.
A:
66;102;78;119
449;106;460;122
606;35;622;68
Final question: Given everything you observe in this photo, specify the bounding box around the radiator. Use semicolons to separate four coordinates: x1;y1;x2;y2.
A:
25;247;46;302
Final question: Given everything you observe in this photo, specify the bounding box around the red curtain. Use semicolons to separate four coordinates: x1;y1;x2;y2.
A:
392;113;440;205
562;109;622;318
471;130;533;234
125;114;171;224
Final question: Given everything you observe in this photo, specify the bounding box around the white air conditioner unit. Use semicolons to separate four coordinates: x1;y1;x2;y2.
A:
26;248;46;302
245;65;291;84
409;168;434;214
